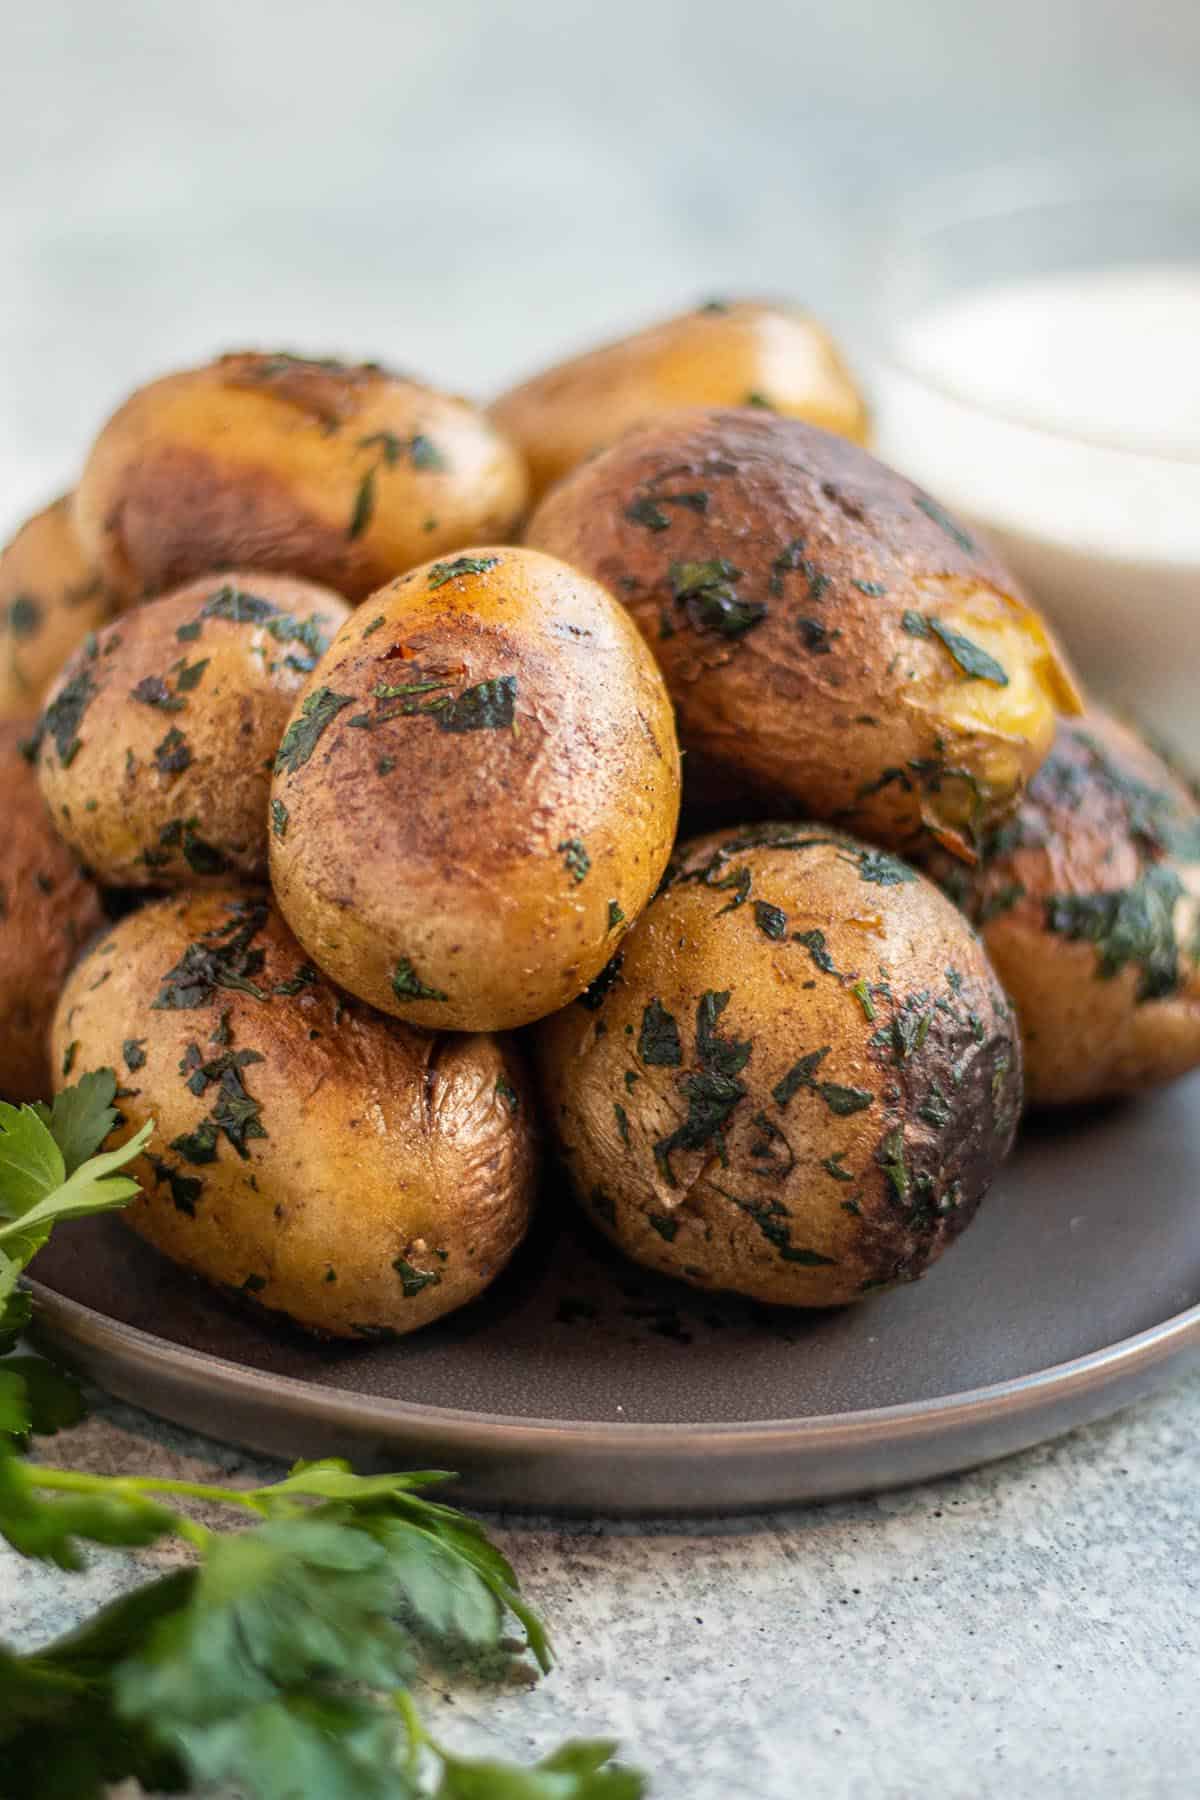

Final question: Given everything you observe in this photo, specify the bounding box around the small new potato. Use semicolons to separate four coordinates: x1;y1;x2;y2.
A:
75;352;529;603
926;712;1200;1106
270;546;681;1031
0;495;117;718
51;889;537;1337
527;410;1082;861
491;298;870;502
535;824;1022;1306
0;718;104;1100
33;573;352;887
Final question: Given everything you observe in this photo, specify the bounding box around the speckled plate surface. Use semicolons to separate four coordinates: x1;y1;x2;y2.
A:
27;1075;1200;1514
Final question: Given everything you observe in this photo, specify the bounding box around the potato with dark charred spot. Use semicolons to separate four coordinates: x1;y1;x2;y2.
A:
270;546;681;1032
75;352;529;604
33;573;352;888
491;299;870;503
535;823;1022;1307
50;889;537;1337
0;495;118;718
1;718;104;1100
527;410;1082;862
924;712;1200;1106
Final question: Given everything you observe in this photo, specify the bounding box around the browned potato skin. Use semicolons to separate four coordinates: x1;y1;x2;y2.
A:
490;300;870;503
270;546;681;1032
924;713;1200;1106
0;718;104;1100
75;353;529;604
527;410;1082;861
34;573;352;888
535;825;1022;1307
50;890;537;1337
0;496;118;718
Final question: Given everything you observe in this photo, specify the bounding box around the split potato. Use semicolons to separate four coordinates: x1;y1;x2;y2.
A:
0;495;117;718
535;823;1022;1306
527;409;1082;860
75;352;529;603
51;889;537;1337
490;298;869;502
33;573;351;887
270;546;681;1031
926;712;1200;1105
1;717;104;1100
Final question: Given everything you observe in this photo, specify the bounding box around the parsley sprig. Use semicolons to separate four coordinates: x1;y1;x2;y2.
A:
0;1077;646;1798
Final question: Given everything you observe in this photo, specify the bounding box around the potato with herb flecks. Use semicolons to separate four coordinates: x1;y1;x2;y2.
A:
490;298;870;503
924;712;1200;1106
31;573;351;888
1;718;104;1100
534;823;1022;1307
269;546;681;1032
51;889;537;1337
0;495;118;719
526;410;1083;862
74;352;529;604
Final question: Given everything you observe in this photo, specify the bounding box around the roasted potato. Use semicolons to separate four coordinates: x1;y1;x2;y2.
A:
75;352;529;604
33;573;351;888
270;546;681;1032
526;410;1082;861
925;712;1200;1105
535;823;1022;1306
0;717;104;1100
491;298;870;503
51;889;537;1337
0;495;117;718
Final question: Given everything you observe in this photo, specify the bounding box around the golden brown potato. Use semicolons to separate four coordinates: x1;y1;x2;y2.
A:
51;889;537;1337
270;546;681;1032
32;573;351;888
527;410;1082;861
0;718;104;1100
924;712;1200;1106
535;823;1022;1307
75;352;529;604
491;299;870;502
0;495;117;719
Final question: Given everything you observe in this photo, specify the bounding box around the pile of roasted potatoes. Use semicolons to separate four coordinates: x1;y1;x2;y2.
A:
5;300;1199;1339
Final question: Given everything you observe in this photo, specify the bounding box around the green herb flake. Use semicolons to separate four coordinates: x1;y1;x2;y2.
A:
638;998;682;1067
122;1038;147;1072
347;467;375;538
274;687;354;773
37;666;97;766
362;614;386;638
270;798;289;840
607;900;625;931
793;927;837;974
818;1083;874;1117
771;1046;830;1107
174;658;210;692
436;674;517;733
928;618;1009;685
426;555;499;589
670;559;766;639
821;1151;855;1183
613;1102;631;1146
391;958;448;1003
753;900;787;940
878;1126;910;1202
558;839;590;884
915;493;977;554
851;978;876;1021
851;579;887;596
495;1077;520;1114
130;675;185;712
176;619;203;642
394;1257;441;1297
153;727;191;777
853;848;917;887
901;611;931;638
61;1041;79;1078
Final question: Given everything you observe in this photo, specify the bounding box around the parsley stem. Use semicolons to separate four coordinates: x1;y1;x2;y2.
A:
394;1687;432;1770
26;1467;266;1516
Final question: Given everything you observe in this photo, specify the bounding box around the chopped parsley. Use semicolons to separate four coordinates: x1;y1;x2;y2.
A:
558;839;590;884
638;998;682;1067
274;687;354;773
426;555;499;589
391;959;448;1003
669;559;766;639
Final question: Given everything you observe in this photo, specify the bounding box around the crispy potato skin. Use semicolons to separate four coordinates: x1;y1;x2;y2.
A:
535;825;1021;1307
526;410;1082;860
270;546;681;1032
34;573;351;888
50;890;537;1337
491;299;870;503
924;713;1200;1105
75;353;529;603
0;718;104;1100
0;496;118;719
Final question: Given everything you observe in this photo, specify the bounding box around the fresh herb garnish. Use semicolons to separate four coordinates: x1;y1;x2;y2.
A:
914;493;977;554
558;839;591;884
753;900;788;940
927;619;1008;685
275;688;354;773
435;675;517;733
638;998;682;1067
669;560;766;639
130;675;185;712
270;798;289;840
426;555;500;589
153;727;191;777
391;959;449;1003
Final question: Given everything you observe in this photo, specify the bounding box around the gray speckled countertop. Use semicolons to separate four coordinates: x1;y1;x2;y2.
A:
7;1375;1200;1798
3;4;1200;1792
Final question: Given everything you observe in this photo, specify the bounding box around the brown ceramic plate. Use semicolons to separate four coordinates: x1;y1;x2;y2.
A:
27;1075;1200;1515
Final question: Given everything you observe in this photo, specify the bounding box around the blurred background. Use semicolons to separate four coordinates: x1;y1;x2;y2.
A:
1;0;1197;526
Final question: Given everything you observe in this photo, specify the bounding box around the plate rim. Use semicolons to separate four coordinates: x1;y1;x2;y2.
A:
27;1274;1200;1455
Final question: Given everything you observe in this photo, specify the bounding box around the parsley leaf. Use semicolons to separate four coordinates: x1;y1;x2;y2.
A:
275;688;354;773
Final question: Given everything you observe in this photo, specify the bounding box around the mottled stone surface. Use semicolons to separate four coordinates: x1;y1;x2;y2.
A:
6;1375;1199;1798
